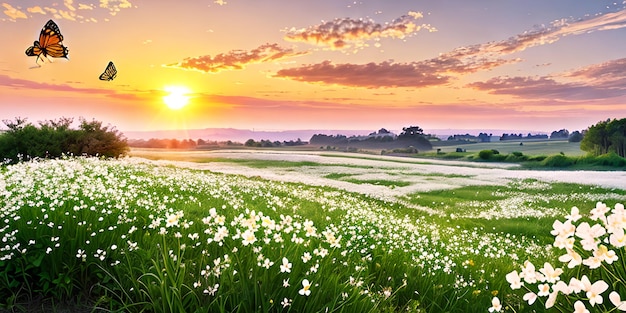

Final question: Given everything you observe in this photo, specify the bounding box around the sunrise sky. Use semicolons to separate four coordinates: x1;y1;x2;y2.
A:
1;0;626;135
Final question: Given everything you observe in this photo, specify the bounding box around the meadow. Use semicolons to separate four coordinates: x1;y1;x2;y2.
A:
0;153;625;312
433;139;584;156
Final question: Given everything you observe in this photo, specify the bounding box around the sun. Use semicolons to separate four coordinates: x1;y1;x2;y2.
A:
163;86;191;110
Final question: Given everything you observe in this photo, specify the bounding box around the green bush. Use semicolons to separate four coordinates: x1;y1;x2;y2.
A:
478;150;493;160
594;152;626;166
527;155;547;162
505;151;527;162
541;154;576;167
0;117;128;163
478;149;499;160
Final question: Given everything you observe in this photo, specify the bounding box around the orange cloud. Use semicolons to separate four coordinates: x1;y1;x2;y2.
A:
275;60;449;88
468;58;626;100
26;6;46;15
276;9;626;89
283;11;436;50
274;54;517;88
165;43;309;73
2;3;26;20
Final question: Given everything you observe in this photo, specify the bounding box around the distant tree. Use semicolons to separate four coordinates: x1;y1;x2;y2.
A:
550;129;570;139
399;126;424;137
397;125;432;150
71;118;129;157
580;118;626;157
568;131;584;143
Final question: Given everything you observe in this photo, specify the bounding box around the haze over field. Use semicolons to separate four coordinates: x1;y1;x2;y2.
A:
1;1;625;133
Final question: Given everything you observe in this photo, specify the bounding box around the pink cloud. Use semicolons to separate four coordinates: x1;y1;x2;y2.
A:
274;54;518;89
165;43;309;73
0;74;152;101
275;60;449;88
283;11;435;50
468;58;626;100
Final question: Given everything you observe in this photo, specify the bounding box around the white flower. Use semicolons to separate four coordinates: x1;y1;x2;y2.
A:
590;202;609;222
260;258;274;269
203;283;219;296
609;227;626;248
520;261;538;284
582;255;602;269
488;297;502;312
76;249;86;261
166;213;179;228
523;292;537;305
586;279;608;306
593;245;618;264
565;206;582;222
280;257;292;273
573;300;589;313
558;248;582;268
280;298;292;308
241;229;256;246
539;262;563;284
545;290;558;309
551;219;575;237
505;271;522;289
552;281;572;295
609;291;626;311
537;283;550;297
299;279;312;296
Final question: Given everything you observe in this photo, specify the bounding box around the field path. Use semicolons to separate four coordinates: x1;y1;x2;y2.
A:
131;149;626;200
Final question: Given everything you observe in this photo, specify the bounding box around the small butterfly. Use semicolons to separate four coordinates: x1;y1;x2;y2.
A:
99;61;117;81
25;19;69;65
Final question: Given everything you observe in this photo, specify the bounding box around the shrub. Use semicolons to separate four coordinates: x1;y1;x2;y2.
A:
527;155;547;162
478;149;494;160
0;117;128;163
594;152;626;167
541;154;575;167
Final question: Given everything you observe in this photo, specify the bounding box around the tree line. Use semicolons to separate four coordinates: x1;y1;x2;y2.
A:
580;118;626;157
0;117;128;164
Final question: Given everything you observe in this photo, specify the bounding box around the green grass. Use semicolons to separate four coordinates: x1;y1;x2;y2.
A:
343;178;411;187
399;179;626;242
433;139;584;156
0;157;624;312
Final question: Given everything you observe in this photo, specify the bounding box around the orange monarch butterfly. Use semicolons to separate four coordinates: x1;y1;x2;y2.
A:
99;61;117;81
25;19;69;65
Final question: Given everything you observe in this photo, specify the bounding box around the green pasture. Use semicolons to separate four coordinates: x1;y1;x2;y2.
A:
434;139;584;156
0;157;624;312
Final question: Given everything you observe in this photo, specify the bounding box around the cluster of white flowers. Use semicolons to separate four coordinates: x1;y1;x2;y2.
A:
495;202;626;312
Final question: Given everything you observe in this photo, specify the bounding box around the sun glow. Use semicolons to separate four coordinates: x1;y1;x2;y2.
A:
163;86;191;110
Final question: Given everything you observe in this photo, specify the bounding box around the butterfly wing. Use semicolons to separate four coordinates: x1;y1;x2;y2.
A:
25;41;41;57
99;61;117;81
40;20;69;59
39;20;64;46
27;20;69;63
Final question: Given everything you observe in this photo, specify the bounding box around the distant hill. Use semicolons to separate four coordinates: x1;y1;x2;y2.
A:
122;128;373;142
122;127;548;143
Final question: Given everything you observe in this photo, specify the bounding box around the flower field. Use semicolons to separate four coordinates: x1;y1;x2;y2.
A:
0;156;624;312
